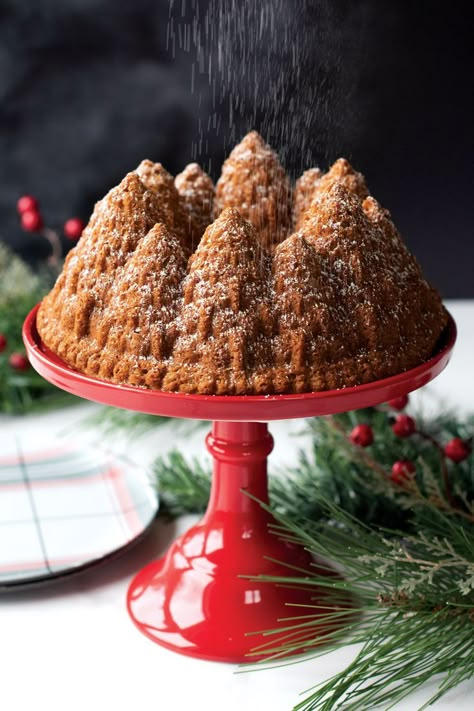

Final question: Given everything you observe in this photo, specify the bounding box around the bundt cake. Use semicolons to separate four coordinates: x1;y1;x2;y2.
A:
36;131;448;395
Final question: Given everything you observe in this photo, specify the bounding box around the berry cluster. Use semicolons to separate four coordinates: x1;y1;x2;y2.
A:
0;333;29;371
348;394;471;487
1;194;87;372
16;194;85;259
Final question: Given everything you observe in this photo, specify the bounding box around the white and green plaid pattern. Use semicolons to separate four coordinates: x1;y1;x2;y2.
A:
0;435;158;587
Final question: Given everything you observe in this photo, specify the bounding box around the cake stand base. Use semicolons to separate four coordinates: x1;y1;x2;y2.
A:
127;556;335;663
127;421;340;662
23;305;456;663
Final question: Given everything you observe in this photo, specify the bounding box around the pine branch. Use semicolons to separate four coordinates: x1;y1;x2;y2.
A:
154;450;212;518
150;406;474;708
269;513;474;710
0;241;77;414
81;406;207;439
81;407;171;437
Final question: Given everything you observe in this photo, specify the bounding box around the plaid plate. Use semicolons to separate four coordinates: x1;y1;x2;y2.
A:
0;434;158;587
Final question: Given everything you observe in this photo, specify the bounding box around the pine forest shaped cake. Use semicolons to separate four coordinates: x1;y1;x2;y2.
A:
37;132;448;395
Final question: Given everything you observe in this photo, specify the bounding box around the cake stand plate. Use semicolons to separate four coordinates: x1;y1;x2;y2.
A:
23;305;456;661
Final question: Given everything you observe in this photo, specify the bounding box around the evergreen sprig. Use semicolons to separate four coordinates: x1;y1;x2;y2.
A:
155;450;214;518
82;406;207;438
0;242;76;414
152;406;474;709
154;408;474;528
253;502;474;710
82;406;172;437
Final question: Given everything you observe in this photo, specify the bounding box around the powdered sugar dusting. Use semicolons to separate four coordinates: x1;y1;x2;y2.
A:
175;162;215;249
37;134;448;395
214;131;293;249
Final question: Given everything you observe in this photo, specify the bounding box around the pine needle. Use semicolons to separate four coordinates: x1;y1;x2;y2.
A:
0;241;77;414
150;407;474;708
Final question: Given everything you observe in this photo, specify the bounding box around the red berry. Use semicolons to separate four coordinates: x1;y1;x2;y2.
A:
392;414;416;438
21;209;43;232
17;195;39;215
64;217;85;240
391;460;416;484
9;353;29;371
0;333;7;353
444;438;471;463
350;424;374;447
387;394;409;410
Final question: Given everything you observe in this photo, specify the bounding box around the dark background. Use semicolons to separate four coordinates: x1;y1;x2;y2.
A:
0;0;472;296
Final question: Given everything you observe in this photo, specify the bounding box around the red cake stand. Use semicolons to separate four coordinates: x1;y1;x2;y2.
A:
24;305;456;662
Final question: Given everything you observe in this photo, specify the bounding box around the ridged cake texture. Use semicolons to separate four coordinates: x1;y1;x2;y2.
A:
37;131;448;395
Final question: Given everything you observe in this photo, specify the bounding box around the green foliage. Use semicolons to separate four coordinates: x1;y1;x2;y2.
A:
258;503;474;710
153;406;474;709
154;408;474;528
82;406;207;438
154;450;213;518
0;241;75;414
82;407;171;437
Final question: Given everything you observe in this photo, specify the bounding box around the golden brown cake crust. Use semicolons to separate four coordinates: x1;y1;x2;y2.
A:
214;131;293;249
37;132;448;395
294;158;369;231
293;167;323;228
135;159;192;253
162;208;274;394
175;163;215;251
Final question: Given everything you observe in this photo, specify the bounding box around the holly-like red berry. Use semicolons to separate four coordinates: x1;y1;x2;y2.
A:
391;460;416;484
21;209;43;232
17;195;39;215
9;353;29;371
0;333;7;353
392;414;416;438
64;217;85;240
444;438;471;463
387;394;409;411
350;424;374;447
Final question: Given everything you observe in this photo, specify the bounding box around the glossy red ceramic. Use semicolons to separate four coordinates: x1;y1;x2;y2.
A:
24;305;456;422
23;305;456;661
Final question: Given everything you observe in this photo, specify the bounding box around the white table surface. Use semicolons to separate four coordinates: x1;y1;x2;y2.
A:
0;300;473;711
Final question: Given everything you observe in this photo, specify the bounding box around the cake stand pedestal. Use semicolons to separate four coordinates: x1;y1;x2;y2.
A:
23;305;456;662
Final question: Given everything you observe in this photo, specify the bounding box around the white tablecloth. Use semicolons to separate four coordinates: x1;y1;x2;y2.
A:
0;300;473;711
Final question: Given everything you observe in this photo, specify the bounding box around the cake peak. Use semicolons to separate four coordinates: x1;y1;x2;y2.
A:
135;159;191;252
189;207;263;275
214;131;292;249
294;158;369;230
175;163;215;248
206;206;253;235
233;130;271;153
299;181;368;242
79;170;166;264
176;162;206;178
115;171;147;194
320;158;369;199
293;167;323;228
93;171;150;213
